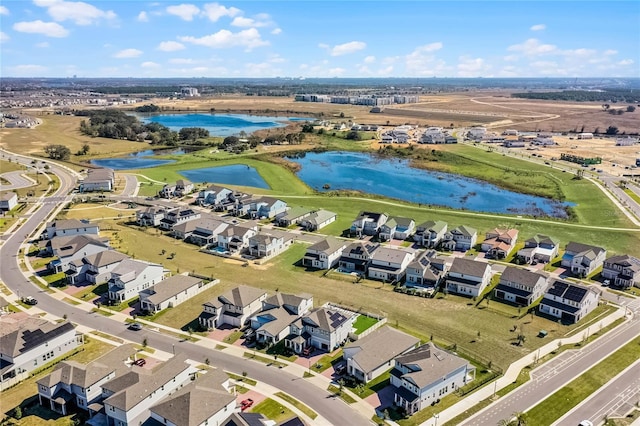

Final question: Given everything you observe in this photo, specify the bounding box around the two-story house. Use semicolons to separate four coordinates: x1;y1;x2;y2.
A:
172;217;229;246
140;274;217;314
344;326;419;384
285;307;355;354
441;225;477;252
445;258;493;298
1;316;80;389
481;228;519;259
107;259;168;303
47;235;111;274
44;219;100;240
249;197;288;219
303;237;347;270
413;220;448;248
250;292;313;345
367;247;416;282
136;206;169;227
561;242;607;277
197;184;234;207
247;233;289;259
199;285;268;329
516;234;559;264
275;207;313;227
379;217;416;241
539;280;600;323
494;266;549;306
79;168;114;193
338;241;379;274
350;212;389;237
405;250;449;289
216;223;258;254
299;209;337;232
391;343;474;415
159;208;201;231
602;254;640;289
67;250;130;285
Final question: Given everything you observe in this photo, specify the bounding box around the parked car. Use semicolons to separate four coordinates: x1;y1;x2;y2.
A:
240;398;254;411
133;358;146;366
579;421;593;426
128;322;142;331
22;296;38;305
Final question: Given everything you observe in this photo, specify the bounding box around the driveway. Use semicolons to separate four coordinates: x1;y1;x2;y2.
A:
364;384;396;410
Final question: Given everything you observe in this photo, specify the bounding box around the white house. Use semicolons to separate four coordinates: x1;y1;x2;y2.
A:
561;241;607;277
303;237;347;270
217;223;258;254
107;259;168;303
44;219;100;240
1;316;80;389
79;168;114;192
197;185;234;207
441;225;477;252
285;308;355;354
199;285;267;329
299;209;337;231
140;274;217;314
367;247;416;282
249;197;288;219
494;266;549;306
379;217;415;241
67;250;130;285
344;326;419;384
350;211;388;237
248;233;289;259
539;280;600;323
414;220;448;248
275;206;313;227
517;234;559;264
47;234;111;274
602;254;640;289
405;250;449;289
445;258;493;298
0;192;18;211
159;208;201;231
338;241;379;274
250;292;313;345
391;343;474;415
577;132;594;139
136;206;170;227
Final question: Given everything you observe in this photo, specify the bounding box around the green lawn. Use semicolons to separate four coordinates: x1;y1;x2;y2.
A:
345;370;392;398
526;336;640;424
327;385;357;404
311;350;343;373
274;392;318;420
353;315;379;334
73;282;108;301
249;398;295;423
624;188;640;204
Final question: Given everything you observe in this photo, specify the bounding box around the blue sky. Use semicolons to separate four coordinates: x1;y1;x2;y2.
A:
1;1;638;78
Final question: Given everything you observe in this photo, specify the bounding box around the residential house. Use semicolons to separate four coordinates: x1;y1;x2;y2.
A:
391;343;474;415
159;184;177;198
367;247;416;282
350;211;388;237
36;344;137;416
517;234;559;264
441;225;477;251
172;217;228;246
66;250;130;285
217;223;258;253
344;326;419;384
303;237;347;270
47;234;111;274
248;197;288;219
199;285;267;329
102;353;198;426
285;307;355;353
140;274;217;314
250;292;313;345
539;280;600;323
79;168;114;192
338;241;379;274
602;254;640;289
380;217;415;241
0;192;18;211
561;242;607;277
248;233;289;259
481;228;519;259
0;316;80;388
275;207;313;227
174;179;194;196
197;185;234;207
222;413;272;426
136;206;170;227
148;369;236;426
414;220;447;248
405;250;449;289
0;297;8;314
445;258;493;298
107;259;168;303
494;266;549;306
299;209;337;231
159;208;201;231
44;219;100;240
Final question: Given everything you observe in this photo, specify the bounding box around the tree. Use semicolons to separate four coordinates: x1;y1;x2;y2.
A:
627;105;636;112
301;123;314;133
44;144;71;160
345;131;362;140
605;126;619;135
512;411;528;426
602;104;610;111
77;143;90;155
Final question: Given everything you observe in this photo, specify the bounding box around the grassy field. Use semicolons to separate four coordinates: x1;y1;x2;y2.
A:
353;315;379;334
273;392;318;420
526;336;640;424
249;398;295;423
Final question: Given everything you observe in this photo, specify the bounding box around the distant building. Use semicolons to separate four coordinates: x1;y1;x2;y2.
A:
180;87;199;97
79;168;114;192
0;192;18;211
577;132;593;140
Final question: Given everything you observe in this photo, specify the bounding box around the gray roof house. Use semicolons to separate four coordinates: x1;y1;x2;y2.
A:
299;209;337;232
517;234;559;264
107;259;168;303
445;258;493;298
79;168;114;192
199;285;268;329
441;225;478;252
350;211;388;237
44;219;100;240
379;217;416;241
494;266;549;306
250;292;313;345
561;242;607;277
414;220;448;248
285;307;355;354
172;217;229;246
47;234;111;274
67;250;130;285
602;254;640;289
275;206;313;227
539;280;600;323
140;274;217;314
338;241;379;274
303;237;347;270
405;250;449;289
343;326;419;383
367;247;416;282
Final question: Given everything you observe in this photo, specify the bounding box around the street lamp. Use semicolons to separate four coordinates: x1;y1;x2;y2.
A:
433;413;439;426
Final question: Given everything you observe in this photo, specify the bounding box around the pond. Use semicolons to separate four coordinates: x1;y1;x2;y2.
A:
90;148;187;170
137;113;310;137
287;151;572;217
179;164;270;189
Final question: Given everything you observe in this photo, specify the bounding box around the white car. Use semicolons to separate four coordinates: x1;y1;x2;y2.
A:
579;421;593;426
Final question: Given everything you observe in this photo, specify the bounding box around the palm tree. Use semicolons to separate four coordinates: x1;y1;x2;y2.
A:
512;412;528;426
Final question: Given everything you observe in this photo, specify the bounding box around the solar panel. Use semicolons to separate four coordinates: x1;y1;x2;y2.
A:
548;280;568;297
329;311;346;328
564;285;587;302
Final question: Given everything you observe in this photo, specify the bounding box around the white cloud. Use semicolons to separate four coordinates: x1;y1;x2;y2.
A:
507;38;557;56
13;20;69;37
36;41;50;48
141;61;160;68
201;3;241;22
323;41;366;56
8;64;48;75
157;41;185;52
378;66;394;76
268;54;285;63
231;13;272;28
562;48;596;58
0;32;9;43
603;49;617;56
328;67;346;76
364;55;376;64
618;59;634;66
530;24;546;31
34;0;116;25
404;43;449;76
0;6;9;15
179;28;269;50
169;58;197;64
271;28;281;35
137;11;148;22
457;56;491;77
113;48;143;58
166;4;200;21
503;55;519;62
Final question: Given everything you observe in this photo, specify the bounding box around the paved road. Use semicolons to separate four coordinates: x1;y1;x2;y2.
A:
0;170;35;190
0;156;371;426
120;173;139;197
460;296;640;425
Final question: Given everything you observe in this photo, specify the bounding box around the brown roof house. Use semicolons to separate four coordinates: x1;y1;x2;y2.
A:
481;228;519;259
199;285;267;329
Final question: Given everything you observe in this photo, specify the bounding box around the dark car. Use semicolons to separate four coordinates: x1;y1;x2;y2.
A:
133;358;146;366
128;322;142;331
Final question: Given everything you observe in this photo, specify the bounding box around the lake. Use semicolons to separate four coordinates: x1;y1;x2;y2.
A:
180;165;269;189
288;151;571;217
91;148;187;170
138;113;310;137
